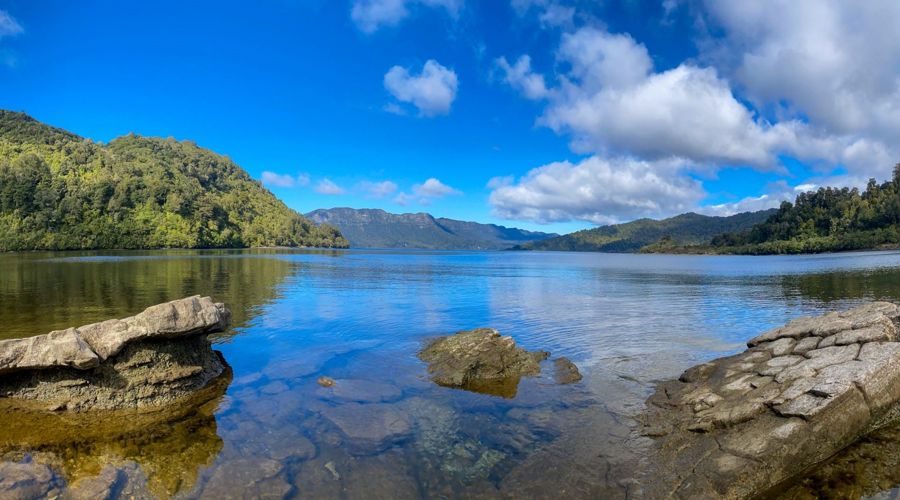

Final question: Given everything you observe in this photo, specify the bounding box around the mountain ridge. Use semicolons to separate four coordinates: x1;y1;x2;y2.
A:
515;210;777;253
306;207;557;250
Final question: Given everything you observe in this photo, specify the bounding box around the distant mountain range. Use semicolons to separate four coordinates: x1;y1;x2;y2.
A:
306;208;557;250
515;210;777;253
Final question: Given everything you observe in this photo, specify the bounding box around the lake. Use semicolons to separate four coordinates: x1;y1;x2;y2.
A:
3;249;900;498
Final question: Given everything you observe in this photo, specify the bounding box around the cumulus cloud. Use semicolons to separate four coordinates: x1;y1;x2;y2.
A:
358;180;399;198
495;56;549;100
413;177;461;197
0;10;23;39
507;27;804;168
384;60;458;116
351;0;461;33
699;0;900;178
315;178;346;195
261;171;310;188
489;156;705;224
393;177;461;205
492;17;900;225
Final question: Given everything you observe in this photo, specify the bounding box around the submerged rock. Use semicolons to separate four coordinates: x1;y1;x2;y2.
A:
319;379;402;403
0;460;61;499
321;403;412;454
0;296;231;411
201;458;292;499
0;365;230;498
640;302;900;499
553;357;583;384
418;328;549;397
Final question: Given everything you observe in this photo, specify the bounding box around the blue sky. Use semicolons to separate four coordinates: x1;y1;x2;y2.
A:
1;1;897;234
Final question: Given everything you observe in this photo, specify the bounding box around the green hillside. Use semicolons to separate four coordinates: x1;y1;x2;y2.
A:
0;111;347;250
516;210;775;253
711;170;900;254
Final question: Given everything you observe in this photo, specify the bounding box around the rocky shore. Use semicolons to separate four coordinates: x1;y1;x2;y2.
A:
641;302;900;498
0;295;231;411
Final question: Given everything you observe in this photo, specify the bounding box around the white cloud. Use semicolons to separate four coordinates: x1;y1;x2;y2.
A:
486;175;514;189
699;0;900;178
539;3;574;28
558;28;653;91
512;26;804;168
699;181;796;217
393;192;416;206
413;177;461;197
701;194;783;217
351;0;461;33
315;178;346;195
393;177;461;205
492;19;900;224
0;10;23;39
496;56;549;100
261;171;309;188
700;180;825;217
383;103;406;116
511;0;574;28
358;180;399;198
384;60;458;116
489;156;705;224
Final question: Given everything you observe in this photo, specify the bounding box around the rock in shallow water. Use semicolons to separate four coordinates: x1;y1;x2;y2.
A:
641;301;900;499
418;328;549;397
553;357;583;384
0;460;60;499
0;296;231;411
321;403;412;454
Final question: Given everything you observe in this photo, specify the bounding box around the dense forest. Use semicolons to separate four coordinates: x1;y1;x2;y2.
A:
710;168;900;254
516;210;775;253
0;111;347;250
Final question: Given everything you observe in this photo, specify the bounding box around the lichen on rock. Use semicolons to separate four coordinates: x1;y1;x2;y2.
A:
640;301;900;499
0;295;231;411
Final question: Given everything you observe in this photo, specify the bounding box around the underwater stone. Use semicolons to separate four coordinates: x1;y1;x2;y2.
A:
553;357;583;384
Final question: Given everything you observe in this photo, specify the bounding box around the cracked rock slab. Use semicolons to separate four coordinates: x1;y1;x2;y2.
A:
641;302;900;499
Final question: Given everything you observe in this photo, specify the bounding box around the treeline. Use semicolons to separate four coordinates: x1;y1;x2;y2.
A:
711;167;900;254
0;111;348;250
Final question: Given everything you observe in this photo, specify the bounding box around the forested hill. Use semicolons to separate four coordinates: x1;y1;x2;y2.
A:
515;210;775;253
0;111;348;250
306;207;557;250
710;170;900;254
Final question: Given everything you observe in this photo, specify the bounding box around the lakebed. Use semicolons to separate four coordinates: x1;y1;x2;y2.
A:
3;249;900;498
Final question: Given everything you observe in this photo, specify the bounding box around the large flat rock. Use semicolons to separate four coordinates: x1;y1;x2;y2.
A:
0;296;231;410
0;295;230;374
640;302;900;499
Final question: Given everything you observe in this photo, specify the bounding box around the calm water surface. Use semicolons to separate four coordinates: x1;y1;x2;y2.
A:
3;249;900;498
